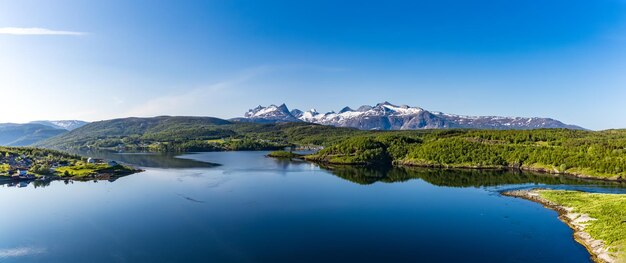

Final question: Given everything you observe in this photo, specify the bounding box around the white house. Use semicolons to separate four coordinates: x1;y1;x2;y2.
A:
87;158;96;164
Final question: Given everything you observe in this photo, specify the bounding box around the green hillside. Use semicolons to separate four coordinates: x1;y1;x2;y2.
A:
37;116;361;152
0;123;67;146
306;129;626;180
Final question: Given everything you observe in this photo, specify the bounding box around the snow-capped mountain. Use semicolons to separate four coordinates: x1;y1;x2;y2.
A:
234;104;302;123
234;102;584;130
29;120;89;131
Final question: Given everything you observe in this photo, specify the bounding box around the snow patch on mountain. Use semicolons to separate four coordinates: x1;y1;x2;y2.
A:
29;120;88;131
242;104;301;123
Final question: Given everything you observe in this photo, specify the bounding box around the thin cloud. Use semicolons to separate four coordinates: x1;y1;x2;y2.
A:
124;66;273;117
0;27;87;36
0;246;47;258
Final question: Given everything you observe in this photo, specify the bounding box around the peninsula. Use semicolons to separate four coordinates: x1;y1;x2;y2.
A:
0;146;141;183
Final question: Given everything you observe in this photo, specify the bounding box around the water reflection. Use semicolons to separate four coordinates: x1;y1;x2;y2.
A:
0;177;123;188
70;149;219;168
322;164;626;190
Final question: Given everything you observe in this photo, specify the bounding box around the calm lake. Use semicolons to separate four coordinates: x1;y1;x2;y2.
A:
2;151;625;263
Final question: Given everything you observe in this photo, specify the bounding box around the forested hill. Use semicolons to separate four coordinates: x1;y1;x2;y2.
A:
305;129;626;180
38;116;234;150
36;116;360;151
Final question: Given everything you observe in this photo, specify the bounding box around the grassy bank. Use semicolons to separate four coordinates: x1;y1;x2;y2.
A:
539;190;626;262
54;163;139;178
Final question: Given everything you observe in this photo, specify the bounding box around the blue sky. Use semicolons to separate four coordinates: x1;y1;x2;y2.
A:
0;0;625;130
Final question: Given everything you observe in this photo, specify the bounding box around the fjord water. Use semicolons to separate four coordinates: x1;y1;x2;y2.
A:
2;152;625;263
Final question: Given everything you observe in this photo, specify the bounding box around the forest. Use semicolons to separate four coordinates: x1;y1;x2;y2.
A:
305;129;626;180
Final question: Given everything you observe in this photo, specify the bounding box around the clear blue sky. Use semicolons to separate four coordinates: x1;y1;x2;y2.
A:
1;0;625;130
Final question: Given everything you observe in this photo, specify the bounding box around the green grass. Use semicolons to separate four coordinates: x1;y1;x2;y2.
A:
538;190;626;259
55;163;111;177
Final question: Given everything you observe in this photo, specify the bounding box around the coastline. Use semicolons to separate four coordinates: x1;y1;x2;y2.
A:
299;156;626;183
0;168;144;186
502;189;616;263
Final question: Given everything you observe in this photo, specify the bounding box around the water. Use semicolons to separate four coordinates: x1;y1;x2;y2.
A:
1;151;625;263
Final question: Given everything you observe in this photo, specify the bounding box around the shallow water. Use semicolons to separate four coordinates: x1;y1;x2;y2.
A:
2;151;624;263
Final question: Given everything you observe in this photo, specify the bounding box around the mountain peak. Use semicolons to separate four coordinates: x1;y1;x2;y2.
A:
376;101;396;107
356;105;373;112
243;104;300;123
339;107;354;113
277;103;289;111
290;109;304;118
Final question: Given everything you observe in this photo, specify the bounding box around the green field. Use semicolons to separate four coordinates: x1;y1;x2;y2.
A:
55;163;111;177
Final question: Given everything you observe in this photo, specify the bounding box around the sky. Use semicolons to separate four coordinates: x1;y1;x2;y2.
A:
0;0;625;130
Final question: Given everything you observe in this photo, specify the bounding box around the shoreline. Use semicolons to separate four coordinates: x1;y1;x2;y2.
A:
299;156;626;184
502;189;616;263
1;168;144;186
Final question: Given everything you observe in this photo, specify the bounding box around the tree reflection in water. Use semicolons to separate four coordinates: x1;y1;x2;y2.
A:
321;164;626;188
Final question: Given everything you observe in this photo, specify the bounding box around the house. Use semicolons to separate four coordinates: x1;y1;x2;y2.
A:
87;158;104;164
11;169;35;180
108;161;119;167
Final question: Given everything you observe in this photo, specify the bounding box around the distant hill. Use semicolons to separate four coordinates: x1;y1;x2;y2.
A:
35;115;358;151
235;102;585;130
36;116;236;149
0;123;67;146
30;120;88;130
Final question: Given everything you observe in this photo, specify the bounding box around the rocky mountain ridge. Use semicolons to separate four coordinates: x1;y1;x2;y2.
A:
235;102;584;130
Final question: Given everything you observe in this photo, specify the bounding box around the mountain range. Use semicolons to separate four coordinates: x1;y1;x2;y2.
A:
29;120;88;131
235;102;584;130
0;120;88;146
0;102;585;147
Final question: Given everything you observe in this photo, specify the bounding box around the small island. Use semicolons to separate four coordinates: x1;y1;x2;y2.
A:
0;146;142;184
266;150;304;159
503;189;626;263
